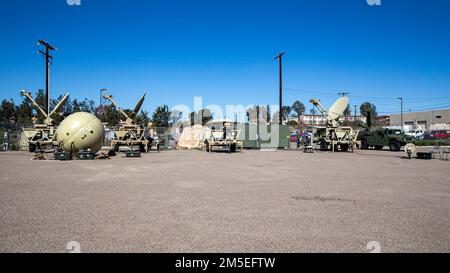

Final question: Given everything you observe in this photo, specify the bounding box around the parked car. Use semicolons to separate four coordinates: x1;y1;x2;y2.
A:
424;130;450;140
290;131;298;142
405;129;425;140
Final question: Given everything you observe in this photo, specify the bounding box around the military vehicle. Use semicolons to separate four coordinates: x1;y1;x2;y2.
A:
102;92;151;152
55;112;105;154
204;120;242;153
357;128;414;151
309;97;359;152
20;90;69;152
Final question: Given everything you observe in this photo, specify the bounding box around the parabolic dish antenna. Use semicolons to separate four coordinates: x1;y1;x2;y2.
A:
404;143;417;154
327;97;349;122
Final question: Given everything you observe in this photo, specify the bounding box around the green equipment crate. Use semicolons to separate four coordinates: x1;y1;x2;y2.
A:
54;151;72;161
417;152;432;160
126;151;141;157
77;150;96;160
238;124;290;149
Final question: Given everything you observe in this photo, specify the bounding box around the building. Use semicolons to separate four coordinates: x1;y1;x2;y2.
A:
288;115;366;126
390;109;450;131
376;115;391;127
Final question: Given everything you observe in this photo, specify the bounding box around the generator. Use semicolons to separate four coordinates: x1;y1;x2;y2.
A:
77;150;96;160
54;151;72;161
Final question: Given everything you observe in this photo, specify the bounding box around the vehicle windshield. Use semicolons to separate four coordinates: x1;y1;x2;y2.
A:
388;130;402;135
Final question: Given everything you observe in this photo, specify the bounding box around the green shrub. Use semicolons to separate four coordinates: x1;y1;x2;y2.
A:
414;140;450;146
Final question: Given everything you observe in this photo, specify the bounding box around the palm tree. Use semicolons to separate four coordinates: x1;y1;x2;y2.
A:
360;102;378;129
282;106;292;123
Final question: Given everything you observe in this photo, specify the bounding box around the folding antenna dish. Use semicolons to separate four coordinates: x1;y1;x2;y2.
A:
327;97;349;122
310;96;349;127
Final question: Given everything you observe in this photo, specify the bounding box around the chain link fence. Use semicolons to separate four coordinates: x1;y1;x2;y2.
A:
0;123;177;151
0;123;25;150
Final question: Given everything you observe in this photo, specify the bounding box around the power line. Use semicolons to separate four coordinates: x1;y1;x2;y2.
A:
380;101;450;112
379;104;450;115
284;87;450;102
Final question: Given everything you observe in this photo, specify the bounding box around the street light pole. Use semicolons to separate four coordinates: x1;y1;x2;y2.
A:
398;97;403;131
274;52;285;125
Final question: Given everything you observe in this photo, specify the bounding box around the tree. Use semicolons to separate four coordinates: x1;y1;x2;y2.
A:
33;89;46;123
100;104;121;126
266;105;271;123
309;108;317;115
72;99;81;113
16;99;33;125
272;111;280;124
189;109;212;125
342;104;352;123
246;105;270;124
49;95;72;125
282;106;291;122
360;102;378;129
291;100;305;128
246;105;260;124
169;110;183;126
136;110;150;126
258;105;266;125
287;120;298;128
79;98;96;113
344;104;351;116
291;100;305;117
152;105;171;134
0;99;17;123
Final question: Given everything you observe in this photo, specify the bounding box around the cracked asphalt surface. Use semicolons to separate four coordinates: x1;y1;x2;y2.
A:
0;149;449;253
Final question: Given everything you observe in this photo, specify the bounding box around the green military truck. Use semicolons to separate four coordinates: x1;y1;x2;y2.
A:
357;128;414;151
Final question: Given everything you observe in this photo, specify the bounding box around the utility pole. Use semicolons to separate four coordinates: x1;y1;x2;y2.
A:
338;92;350;97
274;52;285;125
354;105;357;122
398;97;404;131
38;40;56;116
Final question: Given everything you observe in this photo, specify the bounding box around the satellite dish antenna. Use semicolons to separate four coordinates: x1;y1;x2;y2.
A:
404;143;416;159
310;96;349;127
328;97;349;121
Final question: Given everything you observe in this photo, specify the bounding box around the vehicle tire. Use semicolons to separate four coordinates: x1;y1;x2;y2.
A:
360;139;369;150
230;143;237;153
389;141;401;152
319;140;328;151
340;144;349;152
375;145;383;150
29;144;36;153
139;144;146;153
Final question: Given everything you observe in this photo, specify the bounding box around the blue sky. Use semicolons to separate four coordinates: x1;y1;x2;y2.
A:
1;0;450;115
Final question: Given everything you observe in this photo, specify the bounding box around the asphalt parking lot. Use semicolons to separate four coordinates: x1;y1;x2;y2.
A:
0;148;449;253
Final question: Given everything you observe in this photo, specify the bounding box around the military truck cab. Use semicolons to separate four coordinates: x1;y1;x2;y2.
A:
358;128;413;151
